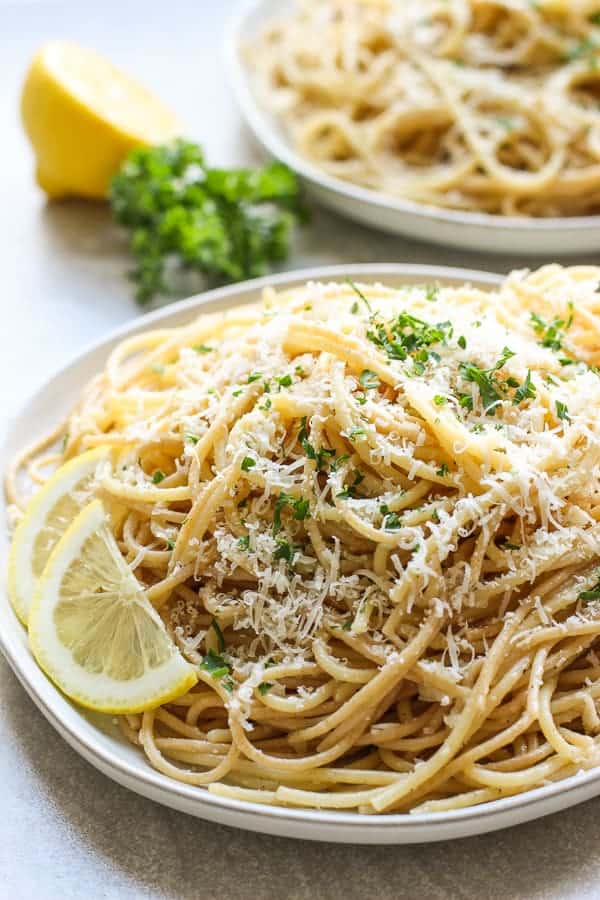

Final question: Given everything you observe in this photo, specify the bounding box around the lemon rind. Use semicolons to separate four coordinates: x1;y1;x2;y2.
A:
8;446;110;626
28;499;197;714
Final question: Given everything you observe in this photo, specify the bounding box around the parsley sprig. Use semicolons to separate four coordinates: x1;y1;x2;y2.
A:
458;347;515;414
273;492;310;534
530;304;573;353
110;139;306;304
579;575;600;602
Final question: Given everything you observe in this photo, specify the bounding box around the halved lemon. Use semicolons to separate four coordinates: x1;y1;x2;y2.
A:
21;41;181;199
8;446;110;626
28;499;197;714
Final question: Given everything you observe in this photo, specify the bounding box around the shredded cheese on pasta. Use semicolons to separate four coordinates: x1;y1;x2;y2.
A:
9;264;600;814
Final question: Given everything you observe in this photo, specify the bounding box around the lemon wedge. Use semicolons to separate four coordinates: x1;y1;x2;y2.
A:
28;499;197;714
8;446;110;626
21;40;181;199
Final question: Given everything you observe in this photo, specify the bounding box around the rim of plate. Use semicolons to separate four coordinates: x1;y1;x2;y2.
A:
4;262;600;841
224;0;600;235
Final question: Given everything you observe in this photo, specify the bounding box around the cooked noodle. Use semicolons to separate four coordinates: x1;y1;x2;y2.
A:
7;264;600;814
245;0;600;216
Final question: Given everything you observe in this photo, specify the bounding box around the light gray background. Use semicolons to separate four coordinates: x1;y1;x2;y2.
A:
2;2;600;898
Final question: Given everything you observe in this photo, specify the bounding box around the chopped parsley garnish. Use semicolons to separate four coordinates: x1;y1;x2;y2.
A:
247;372;262;383
383;511;402;530
200;648;231;680
501;540;521;551
241;456;256;471
425;284;439;302
349;426;367;441
276;373;293;388
436;463;449;477
433;395;447;406
530;304;573;353
337;469;364;499
273;492;310;534
258;682;274;696
359;369;380;390
298;416;336;469
192;343;213;353
237;534;251;551
366;307;452;375
458;346;515;414
184;432;199;444
61;432;69;452
273;539;296;563
556;400;570;422
166;539;175;550
330;454;350;472
210;618;225;653
152;470;165;484
457;335;467;350
512;370;536;405
579;576;600;602
346;278;373;314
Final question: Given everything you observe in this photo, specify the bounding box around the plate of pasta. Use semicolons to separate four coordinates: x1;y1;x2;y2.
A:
3;262;600;844
226;0;600;255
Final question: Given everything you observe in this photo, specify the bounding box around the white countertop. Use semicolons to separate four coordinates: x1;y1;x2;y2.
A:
3;2;600;898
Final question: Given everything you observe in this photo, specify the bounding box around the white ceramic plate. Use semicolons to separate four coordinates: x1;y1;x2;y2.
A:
225;0;600;257
4;264;600;844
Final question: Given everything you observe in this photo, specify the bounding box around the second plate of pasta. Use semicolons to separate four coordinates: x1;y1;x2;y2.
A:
226;0;600;255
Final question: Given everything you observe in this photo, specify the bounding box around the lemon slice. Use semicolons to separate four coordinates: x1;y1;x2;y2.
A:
29;500;197;714
8;447;110;626
21;41;181;199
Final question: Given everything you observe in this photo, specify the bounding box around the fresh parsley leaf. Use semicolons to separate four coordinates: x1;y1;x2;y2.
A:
346;279;373;314
273;539;296;563
501;540;521;551
530;310;573;353
152;470;165;484
458;347;515;414
192;343;213;353
383;511;402;529
210;618;225;653
258;682;274;696
359;369;380;390
556;401;570;421
237;534;251;551
241;456;256;471
513;370;536;405
200;648;231;680
273;492;310;534
579;576;600;602
330;454;350;472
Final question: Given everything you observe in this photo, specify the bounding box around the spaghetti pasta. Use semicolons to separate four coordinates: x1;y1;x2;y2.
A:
7;264;600;814
245;0;600;216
